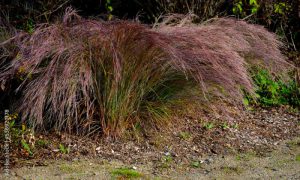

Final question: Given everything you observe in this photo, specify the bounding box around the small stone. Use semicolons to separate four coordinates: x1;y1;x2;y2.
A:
205;158;213;164
204;170;210;174
164;152;170;156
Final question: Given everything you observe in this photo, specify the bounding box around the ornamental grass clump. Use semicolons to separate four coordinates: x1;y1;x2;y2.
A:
0;9;291;137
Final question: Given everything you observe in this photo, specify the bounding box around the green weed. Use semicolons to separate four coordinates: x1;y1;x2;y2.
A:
59;144;70;154
296;154;300;162
203;122;214;130
245;69;300;108
21;139;33;156
36;139;49;148
232;123;239;129
221;122;230;130
179;131;191;140
190;161;201;168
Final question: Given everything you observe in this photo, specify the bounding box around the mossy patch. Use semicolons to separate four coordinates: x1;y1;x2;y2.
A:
296;154;300;162
287;139;300;149
59;162;84;174
236;151;257;161
221;166;243;174
111;167;143;179
179;131;191;140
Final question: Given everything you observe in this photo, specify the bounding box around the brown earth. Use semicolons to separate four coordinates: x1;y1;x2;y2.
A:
0;106;300;179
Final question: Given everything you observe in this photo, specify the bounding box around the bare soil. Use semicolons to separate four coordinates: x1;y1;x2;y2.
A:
1;106;300;179
1;137;300;179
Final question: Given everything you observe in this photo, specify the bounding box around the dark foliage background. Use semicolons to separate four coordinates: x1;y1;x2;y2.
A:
1;0;299;50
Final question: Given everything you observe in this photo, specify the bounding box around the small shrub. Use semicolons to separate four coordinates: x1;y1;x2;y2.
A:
3;112;36;156
246;68;300;108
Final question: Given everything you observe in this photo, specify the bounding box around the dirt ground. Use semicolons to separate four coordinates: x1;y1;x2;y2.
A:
1;136;300;179
1;106;300;179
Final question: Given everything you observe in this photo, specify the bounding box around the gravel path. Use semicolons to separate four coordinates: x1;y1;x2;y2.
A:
1;106;299;179
2;137;300;179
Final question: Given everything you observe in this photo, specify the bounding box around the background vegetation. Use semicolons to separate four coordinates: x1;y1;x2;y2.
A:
1;0;299;50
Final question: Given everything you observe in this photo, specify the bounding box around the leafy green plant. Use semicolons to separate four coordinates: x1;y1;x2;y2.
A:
233;0;259;16
221;122;230;130
243;97;249;106
249;0;259;14
233;1;243;15
203;122;214;130
191;161;201;168
21;139;33;156
105;0;113;20
59;144;70;154
246;69;300;108
5;113;32;153
274;2;291;15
